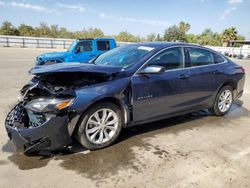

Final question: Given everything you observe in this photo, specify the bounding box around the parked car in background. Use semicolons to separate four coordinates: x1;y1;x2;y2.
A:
36;38;117;65
5;42;245;154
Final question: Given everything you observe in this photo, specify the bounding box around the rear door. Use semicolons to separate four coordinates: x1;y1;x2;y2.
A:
185;47;219;108
132;47;191;122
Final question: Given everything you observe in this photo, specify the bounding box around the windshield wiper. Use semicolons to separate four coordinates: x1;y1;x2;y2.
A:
90;54;101;65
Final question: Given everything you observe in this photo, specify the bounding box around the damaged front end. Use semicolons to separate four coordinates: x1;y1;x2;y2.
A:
5;70;115;154
5;102;72;154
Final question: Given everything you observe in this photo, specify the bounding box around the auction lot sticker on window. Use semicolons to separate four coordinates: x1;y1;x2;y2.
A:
137;46;154;51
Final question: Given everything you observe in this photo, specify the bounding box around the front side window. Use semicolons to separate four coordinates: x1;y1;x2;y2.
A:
76;41;93;52
188;48;213;66
67;41;76;52
97;40;110;51
148;47;184;70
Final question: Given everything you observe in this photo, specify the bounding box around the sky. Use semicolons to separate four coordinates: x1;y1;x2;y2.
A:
0;0;249;38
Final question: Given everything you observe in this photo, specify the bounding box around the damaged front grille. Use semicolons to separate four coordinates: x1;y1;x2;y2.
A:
5;103;29;129
5;103;48;129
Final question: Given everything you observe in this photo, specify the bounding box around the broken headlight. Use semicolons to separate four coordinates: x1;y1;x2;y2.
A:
25;98;74;113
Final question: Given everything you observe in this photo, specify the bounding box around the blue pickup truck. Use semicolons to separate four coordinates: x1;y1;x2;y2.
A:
36;38;117;65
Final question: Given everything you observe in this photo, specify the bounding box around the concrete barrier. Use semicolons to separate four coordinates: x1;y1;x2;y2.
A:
0;35;130;49
0;35;249;57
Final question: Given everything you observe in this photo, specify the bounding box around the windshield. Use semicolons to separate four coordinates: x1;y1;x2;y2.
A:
94;45;155;69
67;41;76;52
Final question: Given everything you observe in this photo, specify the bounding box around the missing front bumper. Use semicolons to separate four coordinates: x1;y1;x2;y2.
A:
5;104;72;154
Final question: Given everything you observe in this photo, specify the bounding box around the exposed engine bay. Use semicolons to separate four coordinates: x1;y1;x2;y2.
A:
21;72;115;100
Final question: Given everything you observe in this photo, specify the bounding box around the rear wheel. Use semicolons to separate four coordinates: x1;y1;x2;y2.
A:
209;86;233;116
75;102;122;150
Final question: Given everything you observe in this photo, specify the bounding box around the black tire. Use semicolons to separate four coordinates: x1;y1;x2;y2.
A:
209;85;234;116
75;102;123;150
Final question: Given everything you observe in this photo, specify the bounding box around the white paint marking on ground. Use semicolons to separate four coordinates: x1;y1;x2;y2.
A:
79;150;91;155
230;147;250;161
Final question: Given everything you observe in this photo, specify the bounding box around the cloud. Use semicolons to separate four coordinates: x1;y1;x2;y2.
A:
228;0;243;4
0;0;5;6
221;0;244;19
99;13;170;27
10;1;57;13
56;3;85;12
221;6;237;19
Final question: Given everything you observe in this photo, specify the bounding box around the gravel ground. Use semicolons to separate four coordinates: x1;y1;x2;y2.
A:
0;47;250;188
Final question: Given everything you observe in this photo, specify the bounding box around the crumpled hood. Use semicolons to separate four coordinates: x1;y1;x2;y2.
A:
31;62;124;75
37;51;70;60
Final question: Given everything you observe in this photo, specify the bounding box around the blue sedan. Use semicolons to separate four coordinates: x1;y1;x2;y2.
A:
5;42;245;153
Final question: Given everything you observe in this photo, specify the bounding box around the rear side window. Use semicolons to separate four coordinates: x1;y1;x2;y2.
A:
213;53;225;64
97;40;110;51
76;41;93;52
148;47;184;70
188;48;213;66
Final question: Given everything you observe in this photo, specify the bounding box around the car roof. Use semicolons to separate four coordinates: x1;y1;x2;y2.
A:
129;42;201;49
77;38;115;41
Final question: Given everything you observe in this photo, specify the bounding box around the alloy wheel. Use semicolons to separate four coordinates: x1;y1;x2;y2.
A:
218;89;233;113
85;108;119;144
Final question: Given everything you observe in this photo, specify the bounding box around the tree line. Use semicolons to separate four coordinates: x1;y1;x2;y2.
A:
0;21;245;46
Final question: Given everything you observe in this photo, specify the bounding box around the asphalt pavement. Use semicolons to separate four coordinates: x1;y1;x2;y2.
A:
0;47;250;188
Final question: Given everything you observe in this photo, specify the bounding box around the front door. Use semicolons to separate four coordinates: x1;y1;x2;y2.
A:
73;41;94;62
131;47;191;122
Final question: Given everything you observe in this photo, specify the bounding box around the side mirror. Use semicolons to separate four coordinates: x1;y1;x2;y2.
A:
140;65;165;74
75;46;81;53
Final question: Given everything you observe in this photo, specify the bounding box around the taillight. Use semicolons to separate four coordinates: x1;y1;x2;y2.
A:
240;67;245;74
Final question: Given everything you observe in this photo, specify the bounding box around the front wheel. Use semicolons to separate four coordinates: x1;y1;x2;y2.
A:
75;102;123;150
209;86;233;116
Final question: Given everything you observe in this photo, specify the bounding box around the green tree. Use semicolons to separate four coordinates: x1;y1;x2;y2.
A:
236;34;245;41
146;33;161;41
115;31;141;42
221;27;238;47
58;27;74;38
179;21;190;34
18;24;36;36
233;34;246;47
50;25;59;38
156;34;162;41
36;22;51;37
163;21;190;42
164;25;181;42
146;33;157;41
196;28;222;46
186;34;198;44
74;28;105;39
0;21;19;35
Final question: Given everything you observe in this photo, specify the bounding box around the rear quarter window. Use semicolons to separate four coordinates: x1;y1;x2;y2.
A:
213;53;225;64
97;40;110;51
188;47;213;67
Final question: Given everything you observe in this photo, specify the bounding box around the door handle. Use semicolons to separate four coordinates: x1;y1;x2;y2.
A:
179;74;190;80
213;70;222;74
